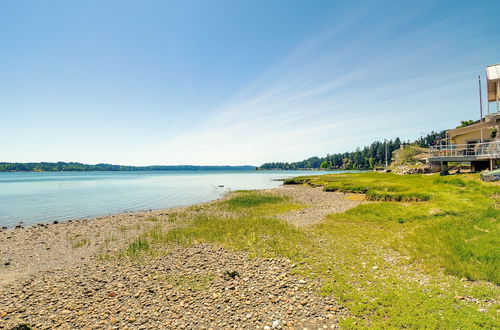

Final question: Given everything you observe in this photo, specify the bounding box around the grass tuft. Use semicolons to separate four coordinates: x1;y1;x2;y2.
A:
225;193;286;208
71;238;90;248
126;237;150;258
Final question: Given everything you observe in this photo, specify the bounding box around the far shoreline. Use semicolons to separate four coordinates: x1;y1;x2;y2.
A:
0;168;351;173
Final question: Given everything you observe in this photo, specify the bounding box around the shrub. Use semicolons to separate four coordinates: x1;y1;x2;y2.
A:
283;177;309;185
393;145;428;165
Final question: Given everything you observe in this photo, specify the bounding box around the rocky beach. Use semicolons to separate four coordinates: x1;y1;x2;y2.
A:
0;185;360;329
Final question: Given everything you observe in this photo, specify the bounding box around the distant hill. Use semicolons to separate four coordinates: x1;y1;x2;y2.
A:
0;162;256;172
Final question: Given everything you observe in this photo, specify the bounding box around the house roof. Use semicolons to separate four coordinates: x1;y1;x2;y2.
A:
486;64;500;102
447;113;499;137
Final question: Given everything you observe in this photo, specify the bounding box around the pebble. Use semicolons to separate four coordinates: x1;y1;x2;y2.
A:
0;244;347;328
0;188;351;328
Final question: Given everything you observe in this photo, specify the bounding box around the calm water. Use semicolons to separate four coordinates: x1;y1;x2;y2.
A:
0;170;347;228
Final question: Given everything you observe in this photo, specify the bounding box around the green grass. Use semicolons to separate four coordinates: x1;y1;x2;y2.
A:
67;235;91;248
289;172;499;283
128;191;305;258
222;191;303;216
123;173;499;328
125;237;150;257
225;192;286;208
161;215;305;258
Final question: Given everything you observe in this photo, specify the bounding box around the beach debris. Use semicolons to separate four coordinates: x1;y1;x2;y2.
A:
480;169;500;182
224;270;240;279
10;324;32;330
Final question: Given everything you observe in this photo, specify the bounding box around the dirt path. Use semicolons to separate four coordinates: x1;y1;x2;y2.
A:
273;185;364;227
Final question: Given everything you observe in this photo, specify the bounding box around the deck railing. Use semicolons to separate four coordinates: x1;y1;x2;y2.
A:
429;141;500;158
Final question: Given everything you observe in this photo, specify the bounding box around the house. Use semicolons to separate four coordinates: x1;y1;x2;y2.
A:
428;64;500;171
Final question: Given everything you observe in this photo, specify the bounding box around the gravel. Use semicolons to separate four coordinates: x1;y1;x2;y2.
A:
0;185;355;328
272;185;364;227
0;245;347;329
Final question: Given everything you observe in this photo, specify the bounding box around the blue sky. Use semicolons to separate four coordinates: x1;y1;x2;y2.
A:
1;0;499;165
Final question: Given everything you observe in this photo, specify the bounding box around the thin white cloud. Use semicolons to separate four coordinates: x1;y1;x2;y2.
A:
130;7;487;166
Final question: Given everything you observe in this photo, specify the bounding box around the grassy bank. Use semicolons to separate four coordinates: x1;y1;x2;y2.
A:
125;172;498;328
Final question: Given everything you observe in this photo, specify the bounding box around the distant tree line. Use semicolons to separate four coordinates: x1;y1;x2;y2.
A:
259;131;445;170
0;162;256;172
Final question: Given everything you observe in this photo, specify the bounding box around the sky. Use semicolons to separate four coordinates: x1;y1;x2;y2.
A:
1;0;499;166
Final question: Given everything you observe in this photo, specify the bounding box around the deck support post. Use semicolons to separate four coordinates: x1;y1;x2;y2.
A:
440;161;448;174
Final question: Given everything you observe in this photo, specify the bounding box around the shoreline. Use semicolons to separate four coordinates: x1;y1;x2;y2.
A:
0;169;343;229
0;184;359;329
0;194;228;231
0;184;361;286
0;190;238;285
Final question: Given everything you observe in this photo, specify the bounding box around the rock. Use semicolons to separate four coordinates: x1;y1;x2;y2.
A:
224;270;240;279
264;326;271;330
272;320;280;328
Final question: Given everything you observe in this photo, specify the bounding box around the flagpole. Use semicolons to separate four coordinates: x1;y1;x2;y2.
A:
479;75;483;143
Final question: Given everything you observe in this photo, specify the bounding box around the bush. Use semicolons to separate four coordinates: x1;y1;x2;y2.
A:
393;145;428;165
